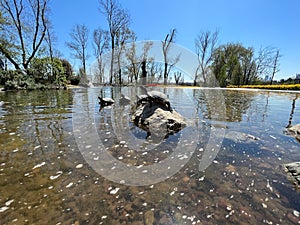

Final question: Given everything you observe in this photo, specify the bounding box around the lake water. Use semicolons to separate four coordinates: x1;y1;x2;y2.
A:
0;87;299;224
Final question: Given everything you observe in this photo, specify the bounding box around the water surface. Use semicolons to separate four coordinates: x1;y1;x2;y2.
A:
0;87;299;224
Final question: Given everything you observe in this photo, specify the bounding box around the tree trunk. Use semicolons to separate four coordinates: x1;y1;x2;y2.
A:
141;61;147;84
164;62;168;85
110;37;115;84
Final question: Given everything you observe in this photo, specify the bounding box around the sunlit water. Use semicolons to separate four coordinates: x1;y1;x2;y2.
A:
0;87;299;225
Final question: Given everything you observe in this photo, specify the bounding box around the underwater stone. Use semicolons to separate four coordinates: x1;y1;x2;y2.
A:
283;162;300;188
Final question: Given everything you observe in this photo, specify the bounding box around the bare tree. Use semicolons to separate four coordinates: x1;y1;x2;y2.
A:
99;0;130;84
148;61;163;83
125;41;139;83
174;71;182;85
255;46;275;80
114;27;135;85
93;27;109;84
270;50;281;85
194;30;219;86
66;24;89;83
125;41;153;83
162;29;180;85
0;0;49;72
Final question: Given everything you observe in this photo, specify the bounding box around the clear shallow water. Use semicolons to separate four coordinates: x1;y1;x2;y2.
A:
0;87;299;224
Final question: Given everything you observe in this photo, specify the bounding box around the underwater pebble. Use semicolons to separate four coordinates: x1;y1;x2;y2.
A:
32;162;46;170
179;155;188;160
5;200;14;206
109;187;120;195
199;176;205;181
76;164;83;169
50;171;62;180
0;206;9;212
66;182;73;188
34;145;41;150
293;210;299;217
0;200;14;213
226;205;232;211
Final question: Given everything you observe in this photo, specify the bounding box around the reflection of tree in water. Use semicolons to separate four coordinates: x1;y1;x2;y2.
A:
223;90;255;122
286;94;299;128
193;89;255;122
19;90;73;155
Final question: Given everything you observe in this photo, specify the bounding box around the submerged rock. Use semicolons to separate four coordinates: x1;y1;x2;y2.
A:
287;124;300;142
144;210;155;225
283;162;300;188
132;103;186;142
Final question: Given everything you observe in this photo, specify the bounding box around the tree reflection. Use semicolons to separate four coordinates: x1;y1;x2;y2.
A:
286;94;299;128
194;89;255;122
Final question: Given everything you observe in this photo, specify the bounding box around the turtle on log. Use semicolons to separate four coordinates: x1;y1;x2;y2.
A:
137;87;173;112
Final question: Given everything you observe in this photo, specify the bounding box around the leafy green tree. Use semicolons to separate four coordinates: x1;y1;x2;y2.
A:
28;57;66;86
61;59;73;81
212;43;257;87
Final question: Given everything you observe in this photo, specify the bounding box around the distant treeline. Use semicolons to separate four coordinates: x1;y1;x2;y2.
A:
0;0;286;89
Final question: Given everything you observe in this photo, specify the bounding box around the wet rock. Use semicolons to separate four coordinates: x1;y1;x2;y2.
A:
132;103;186;142
287;124;300;141
225;131;259;143
283;162;300;188
143;210;154;225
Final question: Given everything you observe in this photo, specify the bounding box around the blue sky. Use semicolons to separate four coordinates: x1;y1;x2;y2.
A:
50;0;300;80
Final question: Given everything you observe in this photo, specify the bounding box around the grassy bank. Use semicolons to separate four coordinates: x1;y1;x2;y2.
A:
227;84;300;90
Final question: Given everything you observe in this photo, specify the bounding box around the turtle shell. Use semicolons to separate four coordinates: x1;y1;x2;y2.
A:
147;91;169;103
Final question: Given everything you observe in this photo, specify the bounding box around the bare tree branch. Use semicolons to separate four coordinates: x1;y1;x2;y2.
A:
66;24;89;82
194;30;219;85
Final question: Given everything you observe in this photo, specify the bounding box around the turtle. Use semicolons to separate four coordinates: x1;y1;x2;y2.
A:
136;88;173;112
98;96;114;106
136;94;149;106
